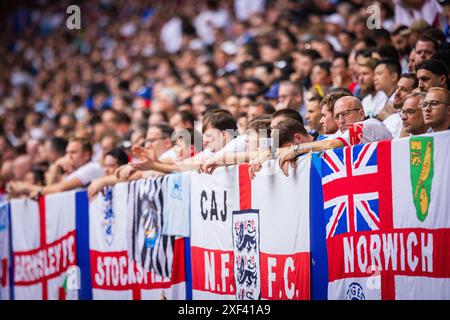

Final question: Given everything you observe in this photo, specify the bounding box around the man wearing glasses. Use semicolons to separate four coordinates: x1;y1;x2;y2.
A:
420;87;450;132
400;92;429;137
251;96;393;176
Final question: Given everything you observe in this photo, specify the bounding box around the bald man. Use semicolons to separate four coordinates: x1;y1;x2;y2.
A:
251;96;393;176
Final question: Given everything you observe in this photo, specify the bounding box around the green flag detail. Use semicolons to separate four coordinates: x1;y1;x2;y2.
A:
410;137;434;222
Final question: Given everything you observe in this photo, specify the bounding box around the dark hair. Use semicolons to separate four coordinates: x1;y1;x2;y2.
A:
297;49;321;61
177;110;196;127
255;62;275;74
272;119;308;147
392;25;409;36
357;37;377;49
150;123;174;139
151;111;169;123
431;49;450;72
370;28;391;43
399;73;419;89
339;30;356;41
241;77;265;91
251;100;276;115
117;112;131;124
422;28;446;45
374;45;400;60
328;87;353;96
271;108;304;125
69;137;92;155
417;35;439;51
333;53;349;67
375;59;402;77
261;38;280;49
320;91;352;113
202;109;237;132
355;48;374;61
49;137;68;157
415;59;449;77
313;60;332;76
246;117;272;136
31;167;45;186
105;148;129;166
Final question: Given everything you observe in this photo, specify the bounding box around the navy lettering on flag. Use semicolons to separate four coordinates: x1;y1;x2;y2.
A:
232;209;260;300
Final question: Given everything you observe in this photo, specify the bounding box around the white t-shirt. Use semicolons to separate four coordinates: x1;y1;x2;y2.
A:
335;118;393;146
362;91;387;118
383;112;403;139
323;130;343;140
65;161;104;186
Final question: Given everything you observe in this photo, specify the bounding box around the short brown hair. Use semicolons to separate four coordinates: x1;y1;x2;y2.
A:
320;92;352;113
69;137;93;155
246;117;272;136
202;109;237;132
272;119;308;147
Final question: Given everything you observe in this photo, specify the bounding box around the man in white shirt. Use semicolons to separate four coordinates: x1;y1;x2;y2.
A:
359;58;388;118
9;137;104;197
373;59;402;121
264;96;393;176
383;73;418;138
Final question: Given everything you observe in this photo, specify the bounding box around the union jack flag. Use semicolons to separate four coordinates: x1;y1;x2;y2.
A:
321;142;382;238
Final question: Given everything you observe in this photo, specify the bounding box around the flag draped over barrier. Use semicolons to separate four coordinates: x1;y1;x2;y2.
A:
1;131;450;300
312;131;450;300
89;182;187;300
0;201;11;300
190;158;311;300
9;191;88;300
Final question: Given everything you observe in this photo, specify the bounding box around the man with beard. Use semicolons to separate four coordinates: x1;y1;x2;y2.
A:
359;58;388;119
383;73;418;138
416;59;449;92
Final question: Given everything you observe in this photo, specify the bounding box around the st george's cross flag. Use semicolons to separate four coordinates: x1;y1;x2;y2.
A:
312;131;450;300
89;181;188;300
190;157;311;300
9;190;91;300
0;201;12;300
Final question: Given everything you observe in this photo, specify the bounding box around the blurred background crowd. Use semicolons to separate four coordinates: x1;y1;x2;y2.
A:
1;0;450;199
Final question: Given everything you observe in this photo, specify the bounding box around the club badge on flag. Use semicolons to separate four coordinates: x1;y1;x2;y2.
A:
409;137;434;222
232;209;260;300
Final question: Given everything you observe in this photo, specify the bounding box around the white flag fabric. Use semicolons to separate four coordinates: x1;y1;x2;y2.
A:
10;191;78;300
89;182;186;300
191;157;311;300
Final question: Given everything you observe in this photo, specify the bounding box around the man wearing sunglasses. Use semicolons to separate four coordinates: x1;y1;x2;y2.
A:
420;87;450;132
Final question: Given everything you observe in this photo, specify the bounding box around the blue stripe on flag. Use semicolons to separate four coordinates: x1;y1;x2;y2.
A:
7;203;14;300
75;191;92;300
310;153;328;300
184;237;192;300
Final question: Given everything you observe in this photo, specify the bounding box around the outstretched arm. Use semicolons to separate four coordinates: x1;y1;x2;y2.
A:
278;139;344;176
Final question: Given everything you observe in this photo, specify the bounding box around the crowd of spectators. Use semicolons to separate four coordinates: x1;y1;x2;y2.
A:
1;0;450;200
